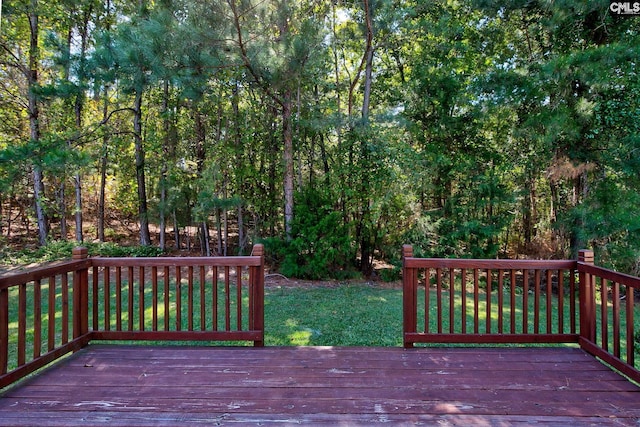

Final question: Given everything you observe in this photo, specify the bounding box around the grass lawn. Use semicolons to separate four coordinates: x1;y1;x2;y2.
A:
264;283;403;346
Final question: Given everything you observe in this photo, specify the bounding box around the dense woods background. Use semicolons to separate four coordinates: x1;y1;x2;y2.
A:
1;0;639;278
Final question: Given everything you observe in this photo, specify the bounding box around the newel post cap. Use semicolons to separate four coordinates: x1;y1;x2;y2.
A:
402;244;413;259
72;247;89;260
578;249;594;264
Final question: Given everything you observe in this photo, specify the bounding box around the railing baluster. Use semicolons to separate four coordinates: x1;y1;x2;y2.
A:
127;266;134;332
33;279;42;359
138;266;146;331
92;267;99;331
102;267;111;331
225;266;231;331
613;282;620;358
570;270;576;334
558;270;564;334
18;283;26;367
497;269;504;334
200;266;206;331
236;266;242;331
0;287;8;374
449;268;455;334
510;270;516;334
546;270;553;334
176;266;182;331
486;269;492;334
424;268;430;334
163;266;170;331
461;268;466;334
436;268;442;334
48;276;56;352
61;274;69;344
522;269;529;334
139;266;145;331
534;270;540;334
188;266;194;331
115;267;122;331
473;269;479;334
212;266;218;331
601;277;608;352
626;287;634;366
152;266;158;332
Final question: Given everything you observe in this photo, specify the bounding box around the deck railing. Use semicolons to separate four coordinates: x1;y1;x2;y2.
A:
0;244;264;389
402;245;640;383
2;243;638;388
577;252;639;383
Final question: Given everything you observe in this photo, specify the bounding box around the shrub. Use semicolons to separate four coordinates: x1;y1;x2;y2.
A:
262;187;356;280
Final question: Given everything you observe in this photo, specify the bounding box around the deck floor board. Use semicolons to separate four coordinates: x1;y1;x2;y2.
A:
1;345;638;426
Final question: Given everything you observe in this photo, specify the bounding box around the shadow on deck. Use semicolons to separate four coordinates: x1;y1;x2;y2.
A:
0;344;638;426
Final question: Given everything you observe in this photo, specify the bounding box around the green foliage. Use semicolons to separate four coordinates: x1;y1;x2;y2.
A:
0;241;165;267
3;0;640;275
263;187;356;280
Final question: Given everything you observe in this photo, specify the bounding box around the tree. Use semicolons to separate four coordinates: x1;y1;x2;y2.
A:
227;0;325;239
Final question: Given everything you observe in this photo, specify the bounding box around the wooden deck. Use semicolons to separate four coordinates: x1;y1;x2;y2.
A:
0;345;638;426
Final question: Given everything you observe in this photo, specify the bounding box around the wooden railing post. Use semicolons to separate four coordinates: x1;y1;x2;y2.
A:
72;247;89;340
250;244;265;347
578;249;595;344
402;245;417;348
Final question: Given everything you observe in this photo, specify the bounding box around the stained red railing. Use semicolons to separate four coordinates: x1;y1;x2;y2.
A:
402;245;640;383
0;248;91;389
402;245;579;347
88;245;265;343
577;254;639;383
0;245;264;389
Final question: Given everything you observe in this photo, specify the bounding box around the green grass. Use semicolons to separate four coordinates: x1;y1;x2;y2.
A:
264;284;403;346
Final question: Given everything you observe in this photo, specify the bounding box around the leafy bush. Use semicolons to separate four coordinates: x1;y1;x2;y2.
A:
1;240;165;267
262;187;356;280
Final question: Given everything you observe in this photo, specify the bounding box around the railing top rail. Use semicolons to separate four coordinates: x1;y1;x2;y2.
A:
403;257;577;270
90;256;263;268
579;262;640;289
0;259;91;290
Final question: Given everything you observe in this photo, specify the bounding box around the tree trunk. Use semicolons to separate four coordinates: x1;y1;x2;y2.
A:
358;0;375;276
73;7;91;244
97;93;108;242
173;210;180;250
159;80;170;250
570;171;589;258
59;182;67;239
283;89;294;240
28;1;47;246
134;88;151;246
232;80;246;255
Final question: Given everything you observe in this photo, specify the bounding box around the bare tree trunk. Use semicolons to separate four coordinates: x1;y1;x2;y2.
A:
159;80;170;250
283;89;294;239
28;1;47;246
97;1;111;242
58;181;67;239
134;89;151;246
201;223;211;256
237;205;244;255
232;80;246;255
97;102;108;242
73;7;91;244
358;0;375;276
173;210;180;250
